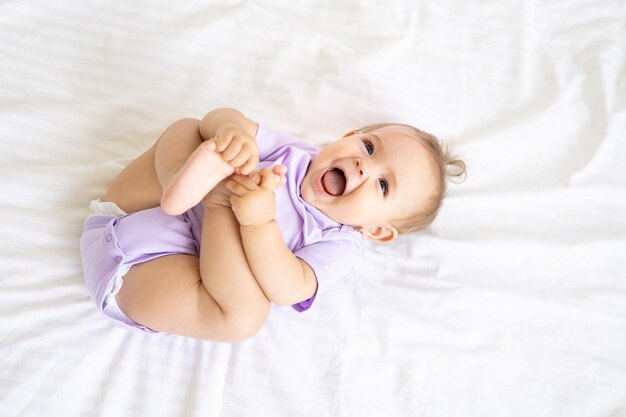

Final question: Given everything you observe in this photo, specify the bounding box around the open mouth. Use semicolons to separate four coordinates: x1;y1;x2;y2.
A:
321;168;347;196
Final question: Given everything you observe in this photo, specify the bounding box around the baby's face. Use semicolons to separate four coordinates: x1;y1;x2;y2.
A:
300;125;437;239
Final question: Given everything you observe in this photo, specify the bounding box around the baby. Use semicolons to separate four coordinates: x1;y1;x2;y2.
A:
80;107;465;342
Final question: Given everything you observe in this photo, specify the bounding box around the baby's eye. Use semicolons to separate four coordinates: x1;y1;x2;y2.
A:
363;140;374;155
379;178;388;196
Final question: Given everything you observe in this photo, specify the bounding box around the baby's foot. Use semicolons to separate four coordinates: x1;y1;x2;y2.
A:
161;142;235;215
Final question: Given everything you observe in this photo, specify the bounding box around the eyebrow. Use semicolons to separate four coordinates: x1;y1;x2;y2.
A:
369;132;398;199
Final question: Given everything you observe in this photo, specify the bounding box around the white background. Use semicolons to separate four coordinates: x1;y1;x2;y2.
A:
1;1;625;416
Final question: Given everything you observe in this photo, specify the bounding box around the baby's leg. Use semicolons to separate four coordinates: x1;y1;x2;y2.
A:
155;118;234;215
102;118;231;214
115;204;271;342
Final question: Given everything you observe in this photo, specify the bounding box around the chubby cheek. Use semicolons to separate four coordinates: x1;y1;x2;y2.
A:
335;193;374;223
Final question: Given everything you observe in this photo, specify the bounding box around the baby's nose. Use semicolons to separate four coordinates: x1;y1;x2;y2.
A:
355;158;369;177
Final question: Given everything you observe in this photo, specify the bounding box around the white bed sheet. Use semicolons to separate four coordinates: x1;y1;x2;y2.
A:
1;1;625;416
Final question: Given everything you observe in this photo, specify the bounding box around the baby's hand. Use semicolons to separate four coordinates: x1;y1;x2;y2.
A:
225;165;287;226
248;164;287;188
205;126;259;175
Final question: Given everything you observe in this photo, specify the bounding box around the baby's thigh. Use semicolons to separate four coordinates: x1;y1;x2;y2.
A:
115;254;220;339
115;253;269;341
101;142;163;213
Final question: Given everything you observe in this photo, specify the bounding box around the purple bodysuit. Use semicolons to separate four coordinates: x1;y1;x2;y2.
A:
79;124;365;333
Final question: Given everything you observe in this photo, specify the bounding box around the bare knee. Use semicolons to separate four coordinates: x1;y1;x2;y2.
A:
219;300;271;342
159;118;201;142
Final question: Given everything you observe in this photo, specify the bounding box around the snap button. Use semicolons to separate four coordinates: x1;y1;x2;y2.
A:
105;233;112;242
115;256;122;262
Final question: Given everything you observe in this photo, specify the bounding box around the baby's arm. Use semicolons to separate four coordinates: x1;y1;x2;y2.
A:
226;168;318;306
201;109;316;304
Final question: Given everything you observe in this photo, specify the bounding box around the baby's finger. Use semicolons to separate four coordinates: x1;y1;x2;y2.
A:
229;194;242;210
272;165;287;187
228;147;254;171
204;139;217;151
224;179;248;196
272;164;288;176
213;133;233;153
236;150;259;175
248;172;261;185
230;174;260;191
259;168;281;190
237;160;257;176
221;140;244;162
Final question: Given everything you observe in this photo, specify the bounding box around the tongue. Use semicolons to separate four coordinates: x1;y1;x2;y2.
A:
322;169;346;196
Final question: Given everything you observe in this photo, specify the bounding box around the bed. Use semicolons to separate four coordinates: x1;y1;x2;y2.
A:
1;1;625;416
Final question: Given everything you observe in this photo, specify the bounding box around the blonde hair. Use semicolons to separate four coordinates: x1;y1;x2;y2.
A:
356;123;466;233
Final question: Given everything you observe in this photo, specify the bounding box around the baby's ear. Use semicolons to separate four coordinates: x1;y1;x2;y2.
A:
357;224;398;243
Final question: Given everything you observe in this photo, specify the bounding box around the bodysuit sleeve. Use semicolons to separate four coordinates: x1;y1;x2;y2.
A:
291;230;365;312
